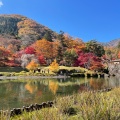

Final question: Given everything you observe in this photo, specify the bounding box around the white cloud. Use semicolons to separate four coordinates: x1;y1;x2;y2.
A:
0;1;3;7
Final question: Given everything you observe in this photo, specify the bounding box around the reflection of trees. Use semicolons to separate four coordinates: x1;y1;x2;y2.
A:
78;84;89;92
89;78;104;90
49;81;58;94
36;90;42;96
25;82;37;94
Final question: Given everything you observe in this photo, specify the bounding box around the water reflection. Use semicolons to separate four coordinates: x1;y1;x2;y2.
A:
25;82;37;94
0;76;119;110
89;78;105;90
106;76;120;87
49;81;58;94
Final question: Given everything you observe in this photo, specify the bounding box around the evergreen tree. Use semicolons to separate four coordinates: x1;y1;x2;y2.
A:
86;40;105;57
43;31;53;42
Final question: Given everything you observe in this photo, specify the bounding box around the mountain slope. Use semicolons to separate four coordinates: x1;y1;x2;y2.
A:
0;14;57;41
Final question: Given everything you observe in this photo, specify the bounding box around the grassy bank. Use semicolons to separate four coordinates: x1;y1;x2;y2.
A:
0;66;105;79
0;67;25;72
1;87;120;120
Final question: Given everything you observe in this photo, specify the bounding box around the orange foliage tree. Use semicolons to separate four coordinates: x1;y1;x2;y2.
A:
63;34;85;51
26;60;39;72
0;47;13;66
33;39;59;64
90;61;105;71
57;33;85;64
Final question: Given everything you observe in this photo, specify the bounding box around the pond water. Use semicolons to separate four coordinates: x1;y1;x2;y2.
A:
0;77;120;110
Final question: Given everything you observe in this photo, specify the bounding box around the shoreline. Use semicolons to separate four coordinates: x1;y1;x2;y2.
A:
0;74;116;80
0;75;70;80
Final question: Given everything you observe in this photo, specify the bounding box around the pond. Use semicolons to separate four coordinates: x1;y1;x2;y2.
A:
0;76;120;110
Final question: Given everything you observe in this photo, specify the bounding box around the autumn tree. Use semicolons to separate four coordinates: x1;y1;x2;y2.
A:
63;34;85;50
7;39;21;52
57;33;85;63
34;39;58;65
21;54;38;68
49;59;59;73
90;61;104;71
38;55;46;65
24;46;36;54
74;51;104;71
26;60;39;72
0;47;12;66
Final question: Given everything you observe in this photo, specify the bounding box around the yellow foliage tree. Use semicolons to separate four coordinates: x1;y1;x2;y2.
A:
26;60;39;72
49;59;59;73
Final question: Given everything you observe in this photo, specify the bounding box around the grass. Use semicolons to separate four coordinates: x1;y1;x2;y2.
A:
0;66;101;78
0;87;120;120
55;88;120;120
0;67;25;72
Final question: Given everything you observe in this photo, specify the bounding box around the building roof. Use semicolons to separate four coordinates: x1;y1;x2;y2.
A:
112;59;120;62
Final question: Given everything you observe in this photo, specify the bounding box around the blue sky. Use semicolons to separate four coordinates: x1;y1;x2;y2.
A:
0;0;120;42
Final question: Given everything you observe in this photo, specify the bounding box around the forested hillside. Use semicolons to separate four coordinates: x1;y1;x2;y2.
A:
0;14;57;41
0;14;120;72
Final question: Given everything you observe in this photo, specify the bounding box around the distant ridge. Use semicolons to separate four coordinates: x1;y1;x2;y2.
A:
106;38;120;47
